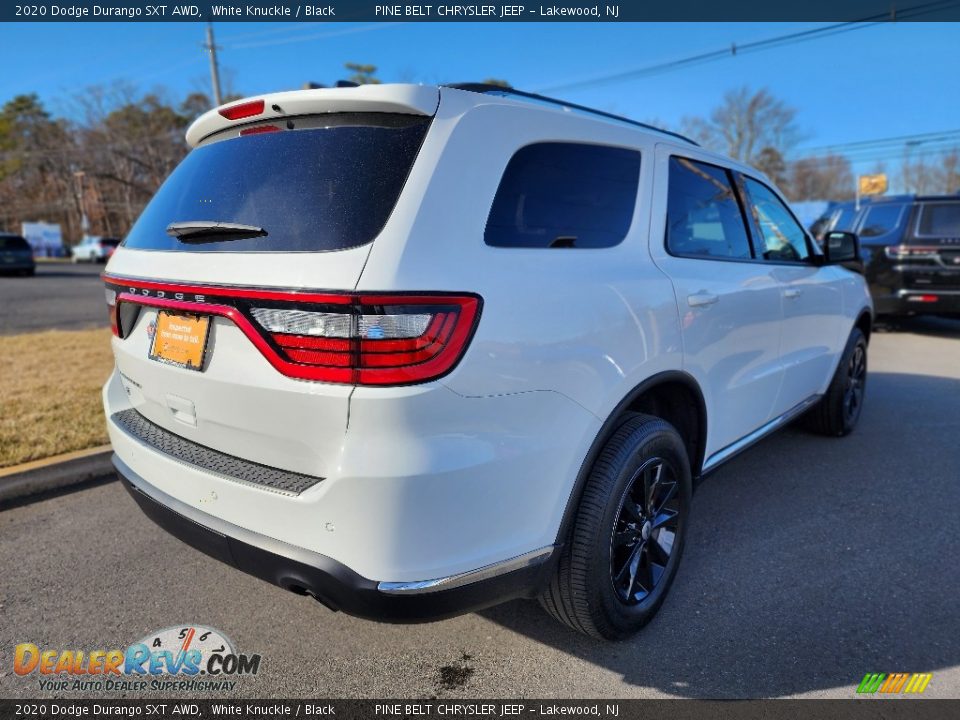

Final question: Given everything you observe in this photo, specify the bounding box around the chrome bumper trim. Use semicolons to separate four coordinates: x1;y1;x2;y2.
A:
377;546;554;595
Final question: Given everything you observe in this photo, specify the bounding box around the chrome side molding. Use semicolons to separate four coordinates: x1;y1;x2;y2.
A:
702;395;821;475
377;546;554;595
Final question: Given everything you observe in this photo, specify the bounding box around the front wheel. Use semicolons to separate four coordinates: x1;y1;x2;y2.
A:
804;328;867;436
540;413;692;640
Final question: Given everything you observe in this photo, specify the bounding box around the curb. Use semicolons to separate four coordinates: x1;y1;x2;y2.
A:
0;445;114;506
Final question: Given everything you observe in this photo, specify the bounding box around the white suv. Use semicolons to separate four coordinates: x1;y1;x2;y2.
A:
103;83;873;639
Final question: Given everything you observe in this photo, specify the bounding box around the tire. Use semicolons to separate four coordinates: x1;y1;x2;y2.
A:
540;413;692;640
803;328;867;437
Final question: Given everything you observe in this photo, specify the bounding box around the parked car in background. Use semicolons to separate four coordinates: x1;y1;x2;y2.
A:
0;233;36;276
813;194;960;318
72;236;120;263
102;83;873;640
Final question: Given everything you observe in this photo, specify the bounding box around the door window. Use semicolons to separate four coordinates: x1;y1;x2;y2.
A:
665;157;752;260
859;203;905;239
743;177;811;262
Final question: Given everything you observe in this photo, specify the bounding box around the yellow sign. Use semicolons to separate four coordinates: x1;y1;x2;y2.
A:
149;311;210;371
858;173;888;196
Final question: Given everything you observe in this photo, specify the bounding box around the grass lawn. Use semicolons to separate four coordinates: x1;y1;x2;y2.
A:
0;328;114;468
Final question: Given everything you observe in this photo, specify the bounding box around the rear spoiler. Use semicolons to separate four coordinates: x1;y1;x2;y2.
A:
185;84;441;147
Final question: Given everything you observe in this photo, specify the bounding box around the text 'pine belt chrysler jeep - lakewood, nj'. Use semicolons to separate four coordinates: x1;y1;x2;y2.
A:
103;83;873;639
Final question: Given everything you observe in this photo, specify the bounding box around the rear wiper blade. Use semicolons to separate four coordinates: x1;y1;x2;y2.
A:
166;221;267;241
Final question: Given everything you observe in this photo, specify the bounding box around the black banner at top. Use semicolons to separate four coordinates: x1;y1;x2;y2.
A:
4;0;960;22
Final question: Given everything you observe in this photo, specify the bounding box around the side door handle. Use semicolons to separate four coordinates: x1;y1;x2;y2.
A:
688;291;719;307
784;288;802;299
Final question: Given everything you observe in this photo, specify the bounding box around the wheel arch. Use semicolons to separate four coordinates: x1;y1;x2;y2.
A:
855;307;873;343
551;371;708;552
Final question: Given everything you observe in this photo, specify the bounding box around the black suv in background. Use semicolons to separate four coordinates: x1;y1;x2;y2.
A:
816;195;960;318
0;234;36;276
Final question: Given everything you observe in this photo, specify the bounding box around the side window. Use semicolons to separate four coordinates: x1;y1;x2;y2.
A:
859;204;905;239
915;202;960;237
742;177;811;262
832;205;858;232
484;142;640;249
665;157;752;259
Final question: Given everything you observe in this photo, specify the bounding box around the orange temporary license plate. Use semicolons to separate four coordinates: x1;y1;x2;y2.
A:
148;311;211;371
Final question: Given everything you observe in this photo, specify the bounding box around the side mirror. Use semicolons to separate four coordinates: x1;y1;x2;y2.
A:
823;231;863;272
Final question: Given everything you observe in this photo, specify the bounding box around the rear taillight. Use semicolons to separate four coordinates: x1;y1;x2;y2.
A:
885;245;939;260
105;286;142;339
250;296;479;385
101;276;481;386
105;287;118;336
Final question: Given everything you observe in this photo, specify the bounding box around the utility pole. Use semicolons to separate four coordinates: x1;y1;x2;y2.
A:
204;22;223;107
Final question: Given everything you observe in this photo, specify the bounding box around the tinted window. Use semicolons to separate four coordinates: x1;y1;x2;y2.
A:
859;203;905;239
0;235;31;251
485;142;640;248
101;238;121;247
123;114;430;253
917;202;960;237
832;205;858;232
665;157;751;259
743;177;810;262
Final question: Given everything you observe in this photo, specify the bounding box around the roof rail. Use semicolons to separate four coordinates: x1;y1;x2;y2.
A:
445;82;698;147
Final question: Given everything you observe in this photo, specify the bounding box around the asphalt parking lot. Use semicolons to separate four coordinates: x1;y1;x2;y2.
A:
1;318;958;700
0;262;107;334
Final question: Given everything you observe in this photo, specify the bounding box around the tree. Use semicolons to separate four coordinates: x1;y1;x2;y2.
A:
0;94;77;238
344;63;380;85
788;154;855;201
482;78;512;88
683;87;801;168
754;146;788;189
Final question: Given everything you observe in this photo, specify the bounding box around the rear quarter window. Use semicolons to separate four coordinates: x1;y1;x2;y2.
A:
916;202;960;237
484;142;641;249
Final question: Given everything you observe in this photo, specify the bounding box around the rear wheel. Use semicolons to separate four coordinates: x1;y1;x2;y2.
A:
803;328;867;436
540;413;692;640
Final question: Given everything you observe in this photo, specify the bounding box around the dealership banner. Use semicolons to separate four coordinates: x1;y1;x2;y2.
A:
4;0;960;22
1;700;959;720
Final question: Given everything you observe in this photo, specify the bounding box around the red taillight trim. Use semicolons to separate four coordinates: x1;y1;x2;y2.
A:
102;274;351;305
116;293;355;383
218;100;265;121
104;275;481;386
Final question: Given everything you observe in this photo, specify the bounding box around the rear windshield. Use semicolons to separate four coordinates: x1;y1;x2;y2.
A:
0;235;31;251
101;238;120;247
916;202;960;237
123;113;430;253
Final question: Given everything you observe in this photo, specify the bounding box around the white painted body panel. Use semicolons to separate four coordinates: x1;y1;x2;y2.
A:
104;84;873;584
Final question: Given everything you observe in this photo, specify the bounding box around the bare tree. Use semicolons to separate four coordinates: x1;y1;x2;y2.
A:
683;87;801;170
789;154;855;201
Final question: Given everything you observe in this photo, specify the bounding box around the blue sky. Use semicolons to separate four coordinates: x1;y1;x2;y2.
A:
1;21;957;173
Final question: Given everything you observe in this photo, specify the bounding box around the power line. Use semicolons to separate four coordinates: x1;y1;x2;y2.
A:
535;1;960;94
227;22;400;50
797;129;960;155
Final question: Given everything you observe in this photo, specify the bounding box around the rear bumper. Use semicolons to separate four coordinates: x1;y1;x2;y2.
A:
116;454;552;622
873;288;960;316
0;260;34;271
